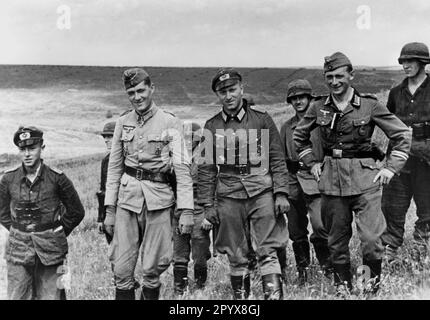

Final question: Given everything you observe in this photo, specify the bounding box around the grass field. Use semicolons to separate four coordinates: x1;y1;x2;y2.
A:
0;64;428;300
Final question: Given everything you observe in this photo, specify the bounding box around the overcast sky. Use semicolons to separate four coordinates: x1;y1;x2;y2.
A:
1;0;429;67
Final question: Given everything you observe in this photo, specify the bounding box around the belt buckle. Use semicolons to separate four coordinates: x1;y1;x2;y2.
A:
136;169;143;180
26;223;36;232
333;149;343;158
236;164;249;175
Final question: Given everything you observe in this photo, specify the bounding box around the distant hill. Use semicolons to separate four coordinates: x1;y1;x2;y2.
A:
0;65;405;106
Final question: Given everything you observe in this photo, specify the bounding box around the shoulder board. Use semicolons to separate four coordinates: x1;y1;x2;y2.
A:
163;110;176;117
206;111;222;123
249;105;266;114
3;165;20;174
360;93;378;100
312;94;328;101
119;109;132;117
49;166;63;175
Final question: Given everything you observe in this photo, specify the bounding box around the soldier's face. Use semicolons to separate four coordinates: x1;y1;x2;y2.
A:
324;66;354;97
290;94;311;113
215;82;244;113
103;135;113;151
402;59;424;78
126;81;155;113
19;143;44;169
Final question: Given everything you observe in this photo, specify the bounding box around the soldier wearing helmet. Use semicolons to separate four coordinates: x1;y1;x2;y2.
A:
280;79;331;285
294;52;411;295
381;42;430;263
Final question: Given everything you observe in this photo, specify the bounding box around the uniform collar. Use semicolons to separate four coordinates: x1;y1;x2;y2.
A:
134;102;158;125
400;73;430;90
325;88;360;110
221;99;247;123
20;160;45;182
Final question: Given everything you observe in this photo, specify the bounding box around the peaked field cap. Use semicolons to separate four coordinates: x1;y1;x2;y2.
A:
286;79;313;103
123;68;150;89
323;52;353;73
211;68;242;92
398;42;430;64
101;121;116;136
13;126;43;147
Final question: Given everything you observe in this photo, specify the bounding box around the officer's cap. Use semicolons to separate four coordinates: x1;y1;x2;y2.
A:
101;122;116;137
211;68;242;92
123;68;151;90
286;79;313;103
398;42;430;65
323;52;353;73
13;126;44;148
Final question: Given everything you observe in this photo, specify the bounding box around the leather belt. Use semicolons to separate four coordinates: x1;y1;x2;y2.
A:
12;220;62;233
411;122;430;139
219;164;260;175
125;166;169;183
324;149;378;159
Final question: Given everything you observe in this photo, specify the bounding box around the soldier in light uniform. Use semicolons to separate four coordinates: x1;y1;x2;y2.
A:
198;68;290;300
381;42;430;262
294;52;412;294
0;126;85;300
104;68;194;300
96;121;116;244
172;122;211;295
280;79;330;285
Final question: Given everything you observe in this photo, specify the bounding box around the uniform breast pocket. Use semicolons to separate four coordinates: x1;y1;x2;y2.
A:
121;130;136;156
147;134;170;156
353;116;372;140
316;115;334;139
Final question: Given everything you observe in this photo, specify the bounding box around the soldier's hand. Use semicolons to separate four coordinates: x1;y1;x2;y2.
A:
179;209;194;234
373;168;395;185
97;222;104;234
311;162;322;181
204;205;219;225
275;193;290;217
104;205;116;237
201;218;213;230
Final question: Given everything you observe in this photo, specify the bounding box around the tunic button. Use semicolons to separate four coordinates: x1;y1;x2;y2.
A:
140;136;143;139
361;121;365;124
339;133;343;136
411;100;414;103
339;142;343;145
139;150;143;153
409;113;413;116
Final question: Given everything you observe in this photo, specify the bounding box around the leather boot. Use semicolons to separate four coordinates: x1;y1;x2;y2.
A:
115;288;135;300
173;266;188;295
262;274;283;300
333;263;352;295
362;259;382;294
140;285;160;300
230;274;250;300
313;241;333;277
292;241;310;285
194;265;207;289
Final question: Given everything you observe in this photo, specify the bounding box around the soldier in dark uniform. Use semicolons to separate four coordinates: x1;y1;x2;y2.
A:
280;79;330;285
294;52;411;294
0;126;85;300
198;68;290;300
381;42;430;262
172;122;211;295
96;121;116;244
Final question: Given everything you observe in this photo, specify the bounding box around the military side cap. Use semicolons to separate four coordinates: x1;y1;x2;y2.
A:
323;52;353;73
286;79;313;103
398;42;430;64
101;121;116;136
211;68;242;92
13;126;43;147
123;68;150;90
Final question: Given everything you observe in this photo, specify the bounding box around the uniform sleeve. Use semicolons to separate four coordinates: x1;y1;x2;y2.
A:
264;113;289;196
279;123;288;161
293;103;319;168
168;117;194;210
371;100;412;173
197;120;218;206
386;89;396;113
0;175;12;231
105;120;124;207
58;174;85;236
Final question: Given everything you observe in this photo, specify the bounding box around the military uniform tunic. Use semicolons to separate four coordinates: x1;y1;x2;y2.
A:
294;89;411;264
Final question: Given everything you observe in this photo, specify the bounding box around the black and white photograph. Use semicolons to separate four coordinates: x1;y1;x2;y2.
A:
0;0;430;303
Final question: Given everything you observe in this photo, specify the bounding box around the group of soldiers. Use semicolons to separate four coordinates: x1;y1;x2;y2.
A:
0;41;429;300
